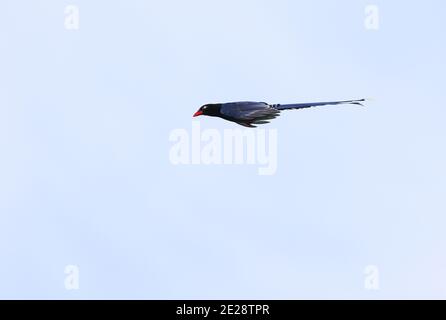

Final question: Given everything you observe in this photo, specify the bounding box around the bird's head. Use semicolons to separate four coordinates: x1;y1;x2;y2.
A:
193;104;221;117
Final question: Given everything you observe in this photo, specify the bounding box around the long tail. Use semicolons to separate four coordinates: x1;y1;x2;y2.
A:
272;99;366;110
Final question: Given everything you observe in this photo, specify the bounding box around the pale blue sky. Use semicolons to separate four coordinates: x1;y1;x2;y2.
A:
1;0;445;299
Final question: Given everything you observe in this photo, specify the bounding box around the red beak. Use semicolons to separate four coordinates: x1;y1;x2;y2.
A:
193;110;203;117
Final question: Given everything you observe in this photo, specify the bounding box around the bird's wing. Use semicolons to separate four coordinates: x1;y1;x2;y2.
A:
274;99;365;110
220;102;280;122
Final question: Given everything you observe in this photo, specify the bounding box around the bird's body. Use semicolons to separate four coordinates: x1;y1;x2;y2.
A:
193;99;365;127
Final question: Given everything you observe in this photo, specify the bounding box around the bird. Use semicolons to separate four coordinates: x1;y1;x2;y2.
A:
193;99;365;127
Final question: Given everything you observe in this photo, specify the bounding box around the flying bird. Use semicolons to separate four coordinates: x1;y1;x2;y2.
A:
193;99;365;127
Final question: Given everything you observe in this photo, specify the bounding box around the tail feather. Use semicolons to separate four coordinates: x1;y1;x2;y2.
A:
273;99;366;110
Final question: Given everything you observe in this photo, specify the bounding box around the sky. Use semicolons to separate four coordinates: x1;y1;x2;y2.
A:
1;0;446;299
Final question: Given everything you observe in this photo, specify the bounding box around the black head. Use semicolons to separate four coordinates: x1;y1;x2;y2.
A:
193;104;221;118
